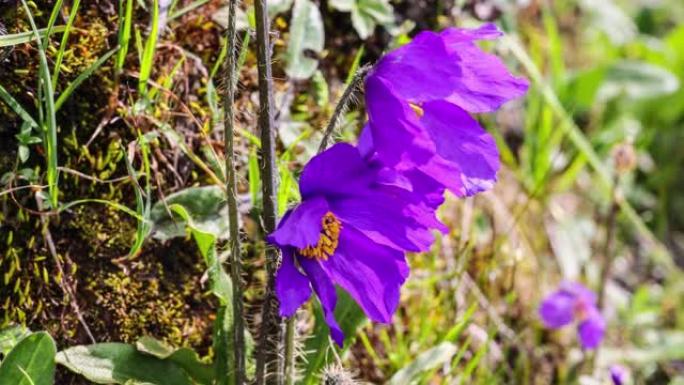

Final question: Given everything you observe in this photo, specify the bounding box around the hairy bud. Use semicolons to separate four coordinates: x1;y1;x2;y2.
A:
611;142;637;175
323;365;357;385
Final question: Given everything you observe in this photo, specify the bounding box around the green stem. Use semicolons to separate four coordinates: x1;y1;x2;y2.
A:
317;64;371;153
253;0;284;384
223;0;246;384
284;317;295;385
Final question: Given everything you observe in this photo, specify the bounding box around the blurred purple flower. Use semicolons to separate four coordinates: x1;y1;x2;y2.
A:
539;282;606;349
268;143;442;345
610;364;628;385
362;23;528;197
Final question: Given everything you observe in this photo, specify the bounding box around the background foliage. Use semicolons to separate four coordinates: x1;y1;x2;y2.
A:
1;0;684;384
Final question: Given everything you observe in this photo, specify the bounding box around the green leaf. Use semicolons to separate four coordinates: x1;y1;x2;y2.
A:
329;0;353;12
350;0;394;39
0;332;56;385
18;146;29;163
166;204;232;303
388;342;458;385
150;186;229;241
284;0;324;79
598;60;680;101
269;0;295;15
56;343;193;385
135;337;213;385
302;290;367;385
0;325;31;357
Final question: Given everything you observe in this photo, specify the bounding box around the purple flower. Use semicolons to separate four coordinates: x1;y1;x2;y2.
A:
610;364;628;385
362;24;528;197
268;143;442;345
539;282;606;349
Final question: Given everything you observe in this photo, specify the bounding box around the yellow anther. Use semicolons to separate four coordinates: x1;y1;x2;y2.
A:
298;212;342;261
409;102;424;118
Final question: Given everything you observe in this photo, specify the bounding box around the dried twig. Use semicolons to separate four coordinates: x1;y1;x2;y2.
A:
35;194;96;344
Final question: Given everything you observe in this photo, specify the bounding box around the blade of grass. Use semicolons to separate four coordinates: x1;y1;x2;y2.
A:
0;84;38;127
0;26;66;48
344;45;365;86
123;137;152;258
117;0;134;72
503;34;676;270
42;0;64;47
21;0;59;208
168;0;210;21
55;46;119;111
59;199;145;221
139;0;159;95
51;0;81;88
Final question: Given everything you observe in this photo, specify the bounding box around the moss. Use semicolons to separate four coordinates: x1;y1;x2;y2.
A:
84;255;212;348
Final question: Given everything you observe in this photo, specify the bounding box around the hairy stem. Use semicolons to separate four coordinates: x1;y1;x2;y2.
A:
253;0;284;384
284;318;295;385
223;0;246;383
598;178;620;309
317;64;371;154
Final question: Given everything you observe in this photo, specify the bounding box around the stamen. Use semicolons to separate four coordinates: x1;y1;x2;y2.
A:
298;212;342;261
409;102;424;118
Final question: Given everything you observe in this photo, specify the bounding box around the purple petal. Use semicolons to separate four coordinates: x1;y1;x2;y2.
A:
610;365;627;385
439;23;502;41
299;143;377;199
322;225;408;324
298;257;345;346
419;101;500;196
359;130;446;210
275;249;312;317
578;308;605;349
364;81;500;197
370;24;528;113
365;76;435;167
268;196;329;249
539;290;576;329
357;123;375;160
330;193;436;252
560;281;598;306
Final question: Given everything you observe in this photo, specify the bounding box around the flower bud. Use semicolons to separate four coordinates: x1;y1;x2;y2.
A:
323;364;357;385
611;142;637;175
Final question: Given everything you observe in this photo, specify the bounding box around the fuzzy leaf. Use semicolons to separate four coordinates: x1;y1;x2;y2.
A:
135;337;213;385
284;0;324;79
56;343;192;385
350;0;394;39
150;186;230;241
598;60;680;101
388;342;458;385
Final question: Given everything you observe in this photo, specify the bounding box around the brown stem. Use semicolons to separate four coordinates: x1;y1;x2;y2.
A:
253;0;284;384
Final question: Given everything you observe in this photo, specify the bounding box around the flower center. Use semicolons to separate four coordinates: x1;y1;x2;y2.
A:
298;212;342;261
573;299;589;321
